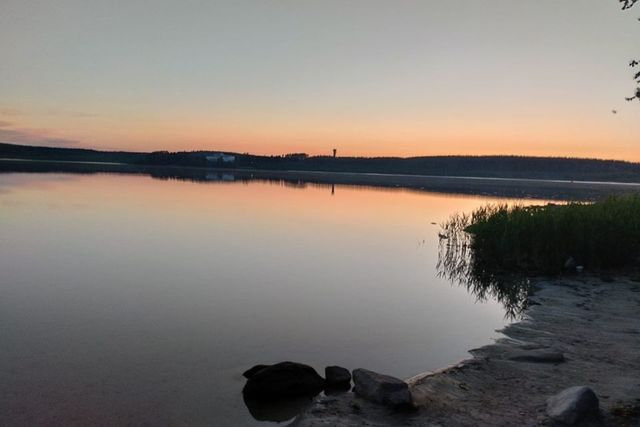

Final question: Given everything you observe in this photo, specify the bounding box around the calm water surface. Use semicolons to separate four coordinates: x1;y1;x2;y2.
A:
0;172;547;425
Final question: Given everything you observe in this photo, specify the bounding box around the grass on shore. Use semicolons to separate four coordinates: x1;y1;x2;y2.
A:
443;194;640;275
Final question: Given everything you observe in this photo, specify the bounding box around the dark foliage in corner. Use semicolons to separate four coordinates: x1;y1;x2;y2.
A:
619;0;639;10
619;0;640;101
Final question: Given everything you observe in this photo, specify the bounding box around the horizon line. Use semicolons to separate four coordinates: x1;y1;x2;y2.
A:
1;141;639;165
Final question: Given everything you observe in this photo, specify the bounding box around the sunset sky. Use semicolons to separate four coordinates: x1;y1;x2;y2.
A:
1;0;639;160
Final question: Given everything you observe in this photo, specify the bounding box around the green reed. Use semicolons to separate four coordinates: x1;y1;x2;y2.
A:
442;195;640;275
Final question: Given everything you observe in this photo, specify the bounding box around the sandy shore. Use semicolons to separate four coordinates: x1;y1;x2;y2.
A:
293;276;640;426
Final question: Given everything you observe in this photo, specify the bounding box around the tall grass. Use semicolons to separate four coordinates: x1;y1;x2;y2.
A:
444;195;640;274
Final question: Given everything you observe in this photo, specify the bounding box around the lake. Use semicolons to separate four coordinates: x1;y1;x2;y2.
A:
0;168;556;425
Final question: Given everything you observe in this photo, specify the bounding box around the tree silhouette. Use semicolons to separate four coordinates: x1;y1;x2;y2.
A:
619;0;638;10
619;0;640;101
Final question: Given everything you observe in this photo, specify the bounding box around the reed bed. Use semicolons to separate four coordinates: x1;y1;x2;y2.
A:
443;195;640;274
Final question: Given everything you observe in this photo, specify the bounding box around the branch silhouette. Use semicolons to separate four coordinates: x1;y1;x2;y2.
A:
619;0;639;101
619;0;639;10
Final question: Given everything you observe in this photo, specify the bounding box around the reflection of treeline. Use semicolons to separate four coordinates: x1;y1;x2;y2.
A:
3;142;640;183
1;158;638;202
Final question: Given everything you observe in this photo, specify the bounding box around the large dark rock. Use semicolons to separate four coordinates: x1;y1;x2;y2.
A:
325;366;351;388
242;362;325;401
352;368;413;409
546;386;599;425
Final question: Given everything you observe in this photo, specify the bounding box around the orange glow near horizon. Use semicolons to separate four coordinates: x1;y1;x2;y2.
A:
2;112;637;162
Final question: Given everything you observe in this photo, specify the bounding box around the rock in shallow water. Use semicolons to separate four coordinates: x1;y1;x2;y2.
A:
325;366;351;388
242;362;325;401
352;368;413;409
546;386;599;425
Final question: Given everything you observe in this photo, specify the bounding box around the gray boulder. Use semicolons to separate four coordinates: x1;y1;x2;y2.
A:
242;362;325;401
325;366;351;388
352;368;413;409
546;386;599;425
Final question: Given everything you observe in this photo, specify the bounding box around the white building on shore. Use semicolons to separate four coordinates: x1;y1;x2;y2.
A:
206;153;236;163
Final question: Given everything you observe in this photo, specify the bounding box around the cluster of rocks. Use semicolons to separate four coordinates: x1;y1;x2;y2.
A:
242;361;413;409
243;362;600;425
242;362;350;401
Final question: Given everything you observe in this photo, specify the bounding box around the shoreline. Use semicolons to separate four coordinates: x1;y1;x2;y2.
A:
2;158;640;201
293;275;640;426
4;157;640;186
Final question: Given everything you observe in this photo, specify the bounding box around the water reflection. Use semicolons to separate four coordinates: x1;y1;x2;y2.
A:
0;163;583;425
0;158;628;201
2;169;523;426
437;222;531;319
243;395;314;423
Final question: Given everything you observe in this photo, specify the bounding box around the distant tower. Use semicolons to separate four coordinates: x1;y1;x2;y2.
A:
332;148;337;158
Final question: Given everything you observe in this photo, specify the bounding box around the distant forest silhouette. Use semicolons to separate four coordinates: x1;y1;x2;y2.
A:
2;143;640;189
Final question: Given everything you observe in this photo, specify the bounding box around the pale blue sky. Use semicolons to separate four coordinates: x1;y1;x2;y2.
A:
0;0;638;159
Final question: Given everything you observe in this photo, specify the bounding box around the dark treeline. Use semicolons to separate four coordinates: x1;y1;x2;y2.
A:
0;142;146;164
2;142;640;183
